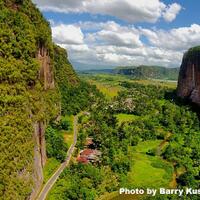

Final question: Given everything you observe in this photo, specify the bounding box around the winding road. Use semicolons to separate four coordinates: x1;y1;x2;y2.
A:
37;116;78;200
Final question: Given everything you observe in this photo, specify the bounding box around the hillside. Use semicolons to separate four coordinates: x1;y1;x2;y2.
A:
114;65;179;80
0;1;79;199
177;46;200;105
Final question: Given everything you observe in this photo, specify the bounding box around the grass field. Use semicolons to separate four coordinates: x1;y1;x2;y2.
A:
98;191;142;200
43;158;60;183
62;115;74;147
81;73;177;91
116;113;139;124
99;140;174;200
81;73;177;101
88;79;122;98
127;140;173;188
129;79;177;89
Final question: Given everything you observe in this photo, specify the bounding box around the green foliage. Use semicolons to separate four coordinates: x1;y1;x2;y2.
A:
60;119;71;130
43;158;60;183
186;46;200;57
48;164;118;200
0;0;97;199
51;117;71;131
114;65;179;80
47;75;200;199
60;81;99;115
54;45;102;115
112;82;172;115
177;171;197;187
0;1;60;198
115;81;200;189
45;125;68;162
53;45;79;86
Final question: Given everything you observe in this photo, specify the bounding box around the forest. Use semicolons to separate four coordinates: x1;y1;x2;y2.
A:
47;75;200;200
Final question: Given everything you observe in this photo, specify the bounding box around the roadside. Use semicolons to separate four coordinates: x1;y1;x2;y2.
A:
36;115;78;200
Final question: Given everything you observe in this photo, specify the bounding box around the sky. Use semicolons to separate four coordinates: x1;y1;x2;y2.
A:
32;0;200;70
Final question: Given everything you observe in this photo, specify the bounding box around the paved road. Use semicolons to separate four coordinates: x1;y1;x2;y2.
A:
37;116;78;200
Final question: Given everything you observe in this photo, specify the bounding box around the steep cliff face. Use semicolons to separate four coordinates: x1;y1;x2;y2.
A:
37;44;55;90
0;0;60;199
31;44;58;200
177;46;200;105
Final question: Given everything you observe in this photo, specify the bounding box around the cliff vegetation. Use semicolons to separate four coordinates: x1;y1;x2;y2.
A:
0;0;80;199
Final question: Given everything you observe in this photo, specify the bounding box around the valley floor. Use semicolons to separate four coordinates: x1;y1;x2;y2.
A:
46;74;199;200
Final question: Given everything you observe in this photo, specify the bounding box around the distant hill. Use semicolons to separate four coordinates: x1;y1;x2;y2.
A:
114;65;179;80
78;68;114;74
80;65;179;80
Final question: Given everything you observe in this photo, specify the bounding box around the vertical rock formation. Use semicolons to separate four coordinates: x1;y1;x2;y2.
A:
30;44;57;200
37;43;55;90
177;46;200;105
31;122;46;200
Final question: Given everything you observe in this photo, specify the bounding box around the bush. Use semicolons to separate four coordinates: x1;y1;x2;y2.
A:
60;119;70;130
146;148;156;156
45;125;68;162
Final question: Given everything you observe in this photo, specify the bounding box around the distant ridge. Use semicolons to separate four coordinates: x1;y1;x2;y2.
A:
80;65;179;80
114;65;179;80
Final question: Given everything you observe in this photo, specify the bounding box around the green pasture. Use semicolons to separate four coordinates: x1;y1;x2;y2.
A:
81;73;177;90
62;115;74;147
115;113;139;124
127;140;173;188
99;140;174;200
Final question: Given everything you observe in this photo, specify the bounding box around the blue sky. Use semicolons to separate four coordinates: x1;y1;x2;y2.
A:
33;0;200;69
42;1;199;30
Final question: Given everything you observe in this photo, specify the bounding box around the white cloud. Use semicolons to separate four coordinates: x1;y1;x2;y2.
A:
163;3;182;22
92;21;142;47
50;20;200;68
141;24;200;51
94;45;182;66
83;0;166;23
52;24;84;45
33;0;181;23
58;44;89;53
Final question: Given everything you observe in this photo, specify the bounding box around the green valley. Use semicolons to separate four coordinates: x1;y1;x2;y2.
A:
46;72;200;200
1;1;200;200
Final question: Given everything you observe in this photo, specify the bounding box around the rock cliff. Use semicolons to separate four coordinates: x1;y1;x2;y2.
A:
1;0;82;198
177;46;200;105
0;0;73;199
31;43;60;200
37;44;55;90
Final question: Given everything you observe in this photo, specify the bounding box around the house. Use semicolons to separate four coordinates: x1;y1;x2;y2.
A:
77;156;89;164
77;149;102;164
